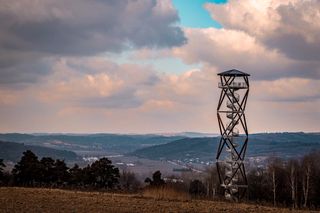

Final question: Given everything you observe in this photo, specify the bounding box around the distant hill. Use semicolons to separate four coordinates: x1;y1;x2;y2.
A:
130;132;320;161
0;141;79;162
0;133;184;154
163;132;219;138
131;137;214;161
1;132;319;162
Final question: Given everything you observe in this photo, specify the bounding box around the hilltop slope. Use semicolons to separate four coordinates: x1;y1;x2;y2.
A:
130;132;320;161
0;141;79;162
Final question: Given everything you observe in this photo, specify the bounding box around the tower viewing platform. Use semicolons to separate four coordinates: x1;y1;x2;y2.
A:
218;69;250;89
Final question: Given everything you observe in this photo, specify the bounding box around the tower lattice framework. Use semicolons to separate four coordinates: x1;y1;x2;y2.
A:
216;69;250;201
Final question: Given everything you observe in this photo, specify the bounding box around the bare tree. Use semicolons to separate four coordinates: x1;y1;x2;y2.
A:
302;155;312;208
287;159;298;209
204;166;220;199
267;157;283;207
119;170;141;192
272;168;276;206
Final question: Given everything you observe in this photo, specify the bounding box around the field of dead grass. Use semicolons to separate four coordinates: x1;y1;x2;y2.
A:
143;186;190;201
0;187;316;213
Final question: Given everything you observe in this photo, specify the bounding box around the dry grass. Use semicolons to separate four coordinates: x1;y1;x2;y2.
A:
0;187;316;213
143;186;190;201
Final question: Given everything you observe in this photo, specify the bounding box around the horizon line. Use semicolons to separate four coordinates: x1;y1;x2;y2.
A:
0;131;318;135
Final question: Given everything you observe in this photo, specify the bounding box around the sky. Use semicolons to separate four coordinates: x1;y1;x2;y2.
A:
0;0;319;134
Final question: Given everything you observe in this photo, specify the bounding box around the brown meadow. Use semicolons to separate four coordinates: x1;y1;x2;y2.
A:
0;187;316;213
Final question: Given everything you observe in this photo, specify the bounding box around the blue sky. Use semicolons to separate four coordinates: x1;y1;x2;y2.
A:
112;0;229;74
172;0;227;28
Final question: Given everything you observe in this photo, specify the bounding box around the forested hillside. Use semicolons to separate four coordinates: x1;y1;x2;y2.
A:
0;141;79;162
130;133;320;161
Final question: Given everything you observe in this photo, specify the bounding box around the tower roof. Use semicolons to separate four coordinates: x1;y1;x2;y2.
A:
217;69;250;76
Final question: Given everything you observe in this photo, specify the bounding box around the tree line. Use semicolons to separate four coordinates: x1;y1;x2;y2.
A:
142;151;320;210
140;150;320;209
1;150;320;209
247;151;320;209
0;150;139;191
199;151;320;209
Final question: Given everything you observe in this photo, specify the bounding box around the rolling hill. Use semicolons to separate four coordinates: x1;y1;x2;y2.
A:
0;140;79;162
1;132;319;164
130;132;320;161
0;133;183;154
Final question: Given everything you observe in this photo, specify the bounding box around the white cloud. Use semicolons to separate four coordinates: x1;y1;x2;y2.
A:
172;28;316;80
252;78;320;102
206;0;320;61
36;57;217;109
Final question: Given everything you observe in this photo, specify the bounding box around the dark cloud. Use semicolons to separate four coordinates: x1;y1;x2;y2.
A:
0;59;52;87
0;0;186;85
1;0;186;54
265;1;320;61
265;31;320;61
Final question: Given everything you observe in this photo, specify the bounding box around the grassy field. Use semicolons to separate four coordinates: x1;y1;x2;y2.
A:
0;187;316;213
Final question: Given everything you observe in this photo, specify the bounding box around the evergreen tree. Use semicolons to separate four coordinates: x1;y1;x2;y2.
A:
69;164;83;186
144;170;165;187
152;170;165;186
53;159;70;185
12;150;41;186
0;159;5;183
39;157;55;185
0;159;5;174
89;157;120;189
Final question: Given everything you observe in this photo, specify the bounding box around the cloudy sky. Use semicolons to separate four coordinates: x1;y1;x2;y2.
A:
0;0;319;133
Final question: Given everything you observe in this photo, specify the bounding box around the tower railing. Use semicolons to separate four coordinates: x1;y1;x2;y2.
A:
218;82;248;89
